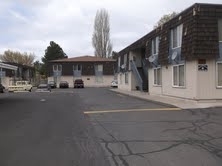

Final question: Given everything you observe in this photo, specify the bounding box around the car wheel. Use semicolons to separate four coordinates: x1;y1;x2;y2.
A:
29;88;32;92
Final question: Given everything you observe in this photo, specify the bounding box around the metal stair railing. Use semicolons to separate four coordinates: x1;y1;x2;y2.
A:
130;60;143;91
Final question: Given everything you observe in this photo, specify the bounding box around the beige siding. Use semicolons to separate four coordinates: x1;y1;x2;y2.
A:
162;61;197;99
197;59;222;100
48;75;114;88
118;73;131;91
149;61;197;99
148;68;162;95
1;77;11;88
118;72;137;91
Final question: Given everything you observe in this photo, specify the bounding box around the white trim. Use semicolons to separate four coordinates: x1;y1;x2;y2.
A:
125;72;129;84
172;64;186;88
0;62;17;70
172;46;181;50
151;36;159;55
73;64;82;71
171;24;183;49
53;64;62;72
153;67;162;86
218;19;222;42
216;61;222;88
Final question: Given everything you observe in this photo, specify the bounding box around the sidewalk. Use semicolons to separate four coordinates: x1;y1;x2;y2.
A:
110;88;222;109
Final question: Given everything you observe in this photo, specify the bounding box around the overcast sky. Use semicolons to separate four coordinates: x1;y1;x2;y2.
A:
0;0;221;60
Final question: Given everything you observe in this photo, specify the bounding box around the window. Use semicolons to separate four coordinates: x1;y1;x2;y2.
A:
53;65;62;71
217;62;222;87
73;64;82;71
97;65;103;72
53;65;57;71
173;64;185;87
125;72;129;84
171;24;183;48
124;54;127;64
118;57;121;67
219;19;222;42
152;36;159;55
154;67;161;86
120;74;123;84
95;64;103;72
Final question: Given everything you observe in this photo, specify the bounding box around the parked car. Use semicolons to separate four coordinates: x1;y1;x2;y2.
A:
74;79;84;88
59;81;69;88
0;83;5;93
36;84;51;92
111;80;118;88
48;81;56;88
8;81;32;92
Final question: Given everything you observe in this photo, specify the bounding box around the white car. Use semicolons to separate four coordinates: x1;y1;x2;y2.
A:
111;80;118;88
8;81;32;92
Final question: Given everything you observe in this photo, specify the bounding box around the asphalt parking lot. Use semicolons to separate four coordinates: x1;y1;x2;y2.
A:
0;87;222;166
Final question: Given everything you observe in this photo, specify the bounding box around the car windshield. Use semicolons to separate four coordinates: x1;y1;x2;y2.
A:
38;84;48;88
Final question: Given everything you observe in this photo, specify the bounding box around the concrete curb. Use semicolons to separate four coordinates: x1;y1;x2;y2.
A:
109;89;178;108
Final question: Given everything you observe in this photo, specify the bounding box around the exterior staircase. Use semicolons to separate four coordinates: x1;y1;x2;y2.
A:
130;60;148;92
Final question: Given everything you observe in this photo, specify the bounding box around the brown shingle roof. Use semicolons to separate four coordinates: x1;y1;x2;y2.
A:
50;55;116;62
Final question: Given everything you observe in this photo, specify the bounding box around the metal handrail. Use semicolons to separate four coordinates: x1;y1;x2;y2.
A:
130;60;143;91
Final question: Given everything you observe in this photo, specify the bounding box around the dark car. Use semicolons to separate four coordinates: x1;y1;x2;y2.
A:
0;83;5;93
59;81;69;88
36;84;51;92
74;79;84;88
48;81;56;88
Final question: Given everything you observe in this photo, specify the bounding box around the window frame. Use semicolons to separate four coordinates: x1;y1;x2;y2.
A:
153;67;161;86
172;64;185;88
53;64;62;72
73;64;82;71
216;61;222;88
151;36;159;55
125;72;129;84
120;73;123;85
171;24;183;49
218;19;222;42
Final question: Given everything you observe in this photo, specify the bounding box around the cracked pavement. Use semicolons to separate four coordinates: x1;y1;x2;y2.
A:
81;88;222;166
0;87;221;166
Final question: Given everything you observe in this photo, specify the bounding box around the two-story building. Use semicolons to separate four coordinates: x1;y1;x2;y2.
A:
117;3;222;100
0;62;18;87
47;55;116;87
0;62;35;88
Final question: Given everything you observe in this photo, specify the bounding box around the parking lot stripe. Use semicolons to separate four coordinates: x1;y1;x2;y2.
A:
84;107;181;114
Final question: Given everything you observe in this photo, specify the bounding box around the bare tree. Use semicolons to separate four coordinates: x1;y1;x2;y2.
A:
0;50;35;66
92;8;112;58
154;12;177;28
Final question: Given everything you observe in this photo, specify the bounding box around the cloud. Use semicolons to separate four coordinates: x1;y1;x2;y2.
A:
0;0;222;61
